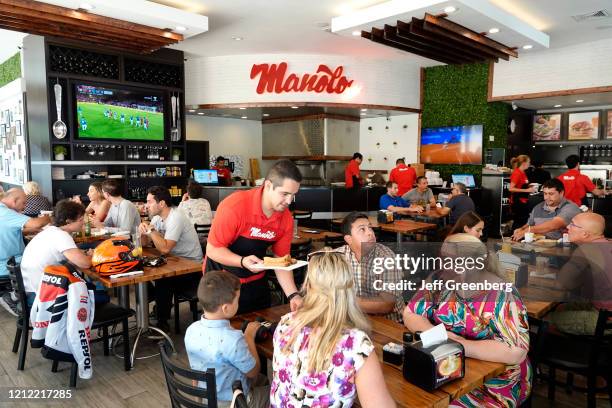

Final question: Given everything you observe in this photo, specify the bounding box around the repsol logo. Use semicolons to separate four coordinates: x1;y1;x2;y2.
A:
78;329;91;369
42;275;63;285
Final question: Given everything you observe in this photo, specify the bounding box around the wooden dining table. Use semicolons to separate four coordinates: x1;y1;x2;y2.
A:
292;226;342;245
379;219;438;243
233;305;506;408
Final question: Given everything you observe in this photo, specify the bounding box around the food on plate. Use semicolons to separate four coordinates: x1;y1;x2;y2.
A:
263;255;297;267
571;121;593;132
533;116;559;140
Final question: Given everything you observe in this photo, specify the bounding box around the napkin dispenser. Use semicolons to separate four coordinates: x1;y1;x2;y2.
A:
377;210;394;224
403;339;465;391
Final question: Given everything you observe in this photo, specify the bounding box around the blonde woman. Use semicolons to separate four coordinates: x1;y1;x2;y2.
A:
76;182;110;223
22;181;53;217
271;251;395;408
403;234;531;407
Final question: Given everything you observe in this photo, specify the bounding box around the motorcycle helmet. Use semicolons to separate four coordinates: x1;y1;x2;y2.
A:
92;237;141;276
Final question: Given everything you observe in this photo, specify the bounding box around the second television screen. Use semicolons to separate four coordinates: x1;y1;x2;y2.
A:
75;84;164;141
420;125;483;165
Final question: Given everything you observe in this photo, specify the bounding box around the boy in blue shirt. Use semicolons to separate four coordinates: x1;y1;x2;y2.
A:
379;181;423;216
185;270;269;408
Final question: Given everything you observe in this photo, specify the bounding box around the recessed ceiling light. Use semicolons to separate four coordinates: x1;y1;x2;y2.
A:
291;106;299;109
352;30;361;36
239;107;247;110
576;99;584;103
175;26;187;32
241;116;247;119
444;6;457;13
488;28;500;34
522;44;533;50
79;3;94;11
197;112;204;115
553;104;562;108
262;113;270;117
361;108;368;112
232;36;244;41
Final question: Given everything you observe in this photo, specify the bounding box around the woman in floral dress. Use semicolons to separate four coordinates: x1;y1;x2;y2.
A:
270;251;395;408
404;234;532;407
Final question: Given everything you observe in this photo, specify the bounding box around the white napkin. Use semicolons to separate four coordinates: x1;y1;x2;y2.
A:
421;323;448;347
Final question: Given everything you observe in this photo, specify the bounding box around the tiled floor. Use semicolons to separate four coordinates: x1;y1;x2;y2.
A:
0;298;607;408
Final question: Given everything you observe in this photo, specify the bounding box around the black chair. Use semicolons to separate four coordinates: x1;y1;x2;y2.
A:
520;316;549;408
7;257;32;371
173;289;200;334
540;309;612;407
195;224;211;253
159;340;218;408
324;235;346;249
293;211;313;228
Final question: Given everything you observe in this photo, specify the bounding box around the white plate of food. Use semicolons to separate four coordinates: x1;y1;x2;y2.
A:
251;255;308;271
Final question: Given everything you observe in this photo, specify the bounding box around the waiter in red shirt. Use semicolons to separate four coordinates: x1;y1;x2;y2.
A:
558;154;604;206
345;152;364;189
205;160;303;313
212;156;232;186
508;155;537;230
389;158;416;196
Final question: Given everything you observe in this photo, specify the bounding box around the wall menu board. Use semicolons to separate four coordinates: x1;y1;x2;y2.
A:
568;111;599;140
532;114;561;141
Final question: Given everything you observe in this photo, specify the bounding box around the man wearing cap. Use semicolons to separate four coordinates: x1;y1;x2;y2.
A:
205;160;303;313
212;156;232;186
389;158;416;196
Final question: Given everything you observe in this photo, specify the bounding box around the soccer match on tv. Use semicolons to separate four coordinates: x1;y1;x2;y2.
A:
75;84;165;141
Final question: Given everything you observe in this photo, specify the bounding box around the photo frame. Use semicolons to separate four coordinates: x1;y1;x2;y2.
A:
4;110;10;125
17;169;23;184
15;120;21;136
532;114;561;141
568;111;600;140
4;159;9;176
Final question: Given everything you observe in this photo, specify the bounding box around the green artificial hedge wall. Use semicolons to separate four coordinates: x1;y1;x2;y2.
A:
0;52;21;88
421;62;509;184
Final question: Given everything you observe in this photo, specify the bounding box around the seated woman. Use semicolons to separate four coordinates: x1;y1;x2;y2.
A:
403;233;531;407
271;251;395;408
178;181;212;226
22;181;53;217
446;211;485;240
20;200;92;305
76;182;110;224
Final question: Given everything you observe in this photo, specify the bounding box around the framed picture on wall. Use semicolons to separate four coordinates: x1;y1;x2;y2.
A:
4;110;10;125
533;114;561;141
568;111;599;140
17;169;23;184
15;120;21;136
4;159;9;176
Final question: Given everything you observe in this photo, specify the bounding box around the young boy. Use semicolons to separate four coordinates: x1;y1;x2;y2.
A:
184;270;269;408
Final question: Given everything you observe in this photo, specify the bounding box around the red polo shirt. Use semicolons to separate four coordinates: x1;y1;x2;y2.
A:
212;166;232;186
345;159;362;188
510;168;529;204
558;168;595;206
389;164;416;196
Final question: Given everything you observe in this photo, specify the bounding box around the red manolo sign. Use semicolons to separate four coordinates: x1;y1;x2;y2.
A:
250;62;354;94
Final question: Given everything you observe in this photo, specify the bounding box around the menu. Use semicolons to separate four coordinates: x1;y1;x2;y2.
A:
532;114;561;141
568;111;599;140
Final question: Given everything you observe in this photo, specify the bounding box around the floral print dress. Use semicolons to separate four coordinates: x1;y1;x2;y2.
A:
270;312;374;408
406;288;532;407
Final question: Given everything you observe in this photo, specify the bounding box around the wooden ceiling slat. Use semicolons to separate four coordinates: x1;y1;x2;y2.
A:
363;29;461;65
423;13;517;58
0;0;183;42
385;24;477;64
401;19;498;63
0;0;182;53
0;3;173;46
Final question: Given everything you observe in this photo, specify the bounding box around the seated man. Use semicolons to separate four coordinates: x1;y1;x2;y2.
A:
185;271;269;408
512;178;581;241
139;186;203;332
547;212;611;335
379;181;423;216
0;188;50;316
98;179;141;233
437;182;475;225
337;212;405;323
401;176;437;208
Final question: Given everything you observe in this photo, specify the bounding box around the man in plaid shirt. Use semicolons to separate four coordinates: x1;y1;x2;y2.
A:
337;212;405;323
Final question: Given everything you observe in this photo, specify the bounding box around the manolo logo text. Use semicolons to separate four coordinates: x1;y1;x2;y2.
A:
250;227;276;240
250;62;354;94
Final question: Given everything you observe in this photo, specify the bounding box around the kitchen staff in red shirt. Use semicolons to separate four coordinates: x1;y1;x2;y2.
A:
508;155;537;230
558;154;604;206
389;158;416;196
205;160;303;313
345;152;364;189
212;156;232;186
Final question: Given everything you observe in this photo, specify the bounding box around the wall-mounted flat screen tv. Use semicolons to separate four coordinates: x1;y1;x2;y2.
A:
420;125;483;165
75;84;164;141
